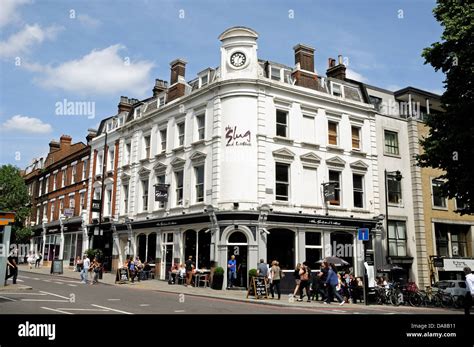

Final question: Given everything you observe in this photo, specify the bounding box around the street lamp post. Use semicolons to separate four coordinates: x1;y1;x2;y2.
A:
384;169;403;269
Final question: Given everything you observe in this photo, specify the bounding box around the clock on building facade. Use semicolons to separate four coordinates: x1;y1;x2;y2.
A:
230;52;247;68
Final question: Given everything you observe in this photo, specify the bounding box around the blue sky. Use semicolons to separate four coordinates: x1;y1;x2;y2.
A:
0;0;444;168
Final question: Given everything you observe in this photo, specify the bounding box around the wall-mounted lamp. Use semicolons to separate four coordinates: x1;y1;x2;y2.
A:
233;202;239;209
261;228;270;235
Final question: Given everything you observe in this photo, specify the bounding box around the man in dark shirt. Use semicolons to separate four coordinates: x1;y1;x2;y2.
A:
257;259;268;278
185;256;194;286
5;253;18;285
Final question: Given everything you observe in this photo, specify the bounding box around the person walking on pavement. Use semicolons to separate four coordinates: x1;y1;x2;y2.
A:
5;252;18;285
80;255;90;284
325;263;345;305
185;255;195;287
270;260;282;300
463;267;474;315
297;262;311;302
227;255;237;288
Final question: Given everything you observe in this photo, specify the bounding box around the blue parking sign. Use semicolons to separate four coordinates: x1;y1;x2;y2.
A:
358;228;369;241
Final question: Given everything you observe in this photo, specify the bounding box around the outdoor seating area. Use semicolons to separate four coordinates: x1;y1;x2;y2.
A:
168;267;211;287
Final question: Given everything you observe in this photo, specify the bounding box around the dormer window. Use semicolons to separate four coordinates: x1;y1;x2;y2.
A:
200;74;208;87
135;106;142;119
271;67;281;81
331;82;342;97
159;96;165;107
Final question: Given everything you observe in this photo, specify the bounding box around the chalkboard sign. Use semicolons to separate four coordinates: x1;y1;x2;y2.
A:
50;260;63;274
247;277;268;299
115;267;130;284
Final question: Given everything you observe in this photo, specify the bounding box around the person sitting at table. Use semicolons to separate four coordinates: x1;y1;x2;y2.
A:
168;264;179;284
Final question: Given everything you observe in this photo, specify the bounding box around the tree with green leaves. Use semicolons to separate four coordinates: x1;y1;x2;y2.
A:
419;0;474;214
0;164;33;242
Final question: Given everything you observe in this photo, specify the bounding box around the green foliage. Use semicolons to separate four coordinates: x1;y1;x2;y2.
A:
85;249;103;261
419;0;474;214
0;165;31;222
248;268;258;278
13;226;33;244
214;266;224;276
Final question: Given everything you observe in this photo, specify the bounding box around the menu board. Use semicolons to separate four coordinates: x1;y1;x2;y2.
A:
247;277;268;299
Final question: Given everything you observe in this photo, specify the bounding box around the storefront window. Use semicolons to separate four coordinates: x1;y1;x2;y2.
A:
267;229;295;270
305;231;322;269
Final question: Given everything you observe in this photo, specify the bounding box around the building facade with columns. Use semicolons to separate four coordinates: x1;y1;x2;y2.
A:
91;27;384;288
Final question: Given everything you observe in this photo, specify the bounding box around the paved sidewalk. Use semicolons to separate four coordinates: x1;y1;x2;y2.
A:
16;264;460;314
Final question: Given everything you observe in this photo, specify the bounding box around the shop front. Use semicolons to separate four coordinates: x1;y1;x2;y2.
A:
436;258;474;281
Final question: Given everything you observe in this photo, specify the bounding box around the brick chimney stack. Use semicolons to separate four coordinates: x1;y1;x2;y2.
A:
291;44;323;91
59;135;72;149
152;79;168;97
326;55;346;80
49;140;60;153
167;58;187;102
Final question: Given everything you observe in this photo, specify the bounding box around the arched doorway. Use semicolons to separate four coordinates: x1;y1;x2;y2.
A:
147;233;157;263
267;229;295;270
137;234;146;262
227;231;248;288
330;231;354;268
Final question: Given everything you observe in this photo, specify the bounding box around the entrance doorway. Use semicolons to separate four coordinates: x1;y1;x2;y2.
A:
160;232;174;280
227;231;248;288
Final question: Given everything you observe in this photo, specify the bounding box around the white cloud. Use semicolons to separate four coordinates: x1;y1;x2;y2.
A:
26;44;154;96
0;0;30;28
77;14;101;28
0;24;63;58
346;68;368;83
1;115;53;134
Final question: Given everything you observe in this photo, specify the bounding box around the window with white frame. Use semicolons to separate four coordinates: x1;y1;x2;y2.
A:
177;122;185;147
105;188;112;216
50;201;55;221
53;174;57;190
275;163;290;201
387;174;402;204
71;165;76;184
61;169;66;187
276;110;288;137
175;170;184;206
432;179;447;208
351;126;361;150
196;114;205;141
59;198;64;214
388;221;407;256
271;67;281;81
331;82;342;97
124;142;131;164
328;170;341;206
328;121;338;146
143;135;151;159
36;207;41;224
353;174;364;208
156;175;165;208
82;159;88;180
108;148;114;171
195;165;204;203
159;96;165;107
305;232;323;267
384;130;399;155
97;152;103;175
42;203;47;221
79;192;85;212
122;184;129;214
45;177;49;194
302;115;316;143
160;129;167;153
141;179;149;212
39;179;43;196
69;194;75;209
200;74;208;87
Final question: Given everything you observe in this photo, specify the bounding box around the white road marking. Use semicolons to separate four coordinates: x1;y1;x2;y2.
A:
1;292;47;295
39;291;71;300
67;284;77;287
174;310;185;313
139;304;150;307
33;278;40;280
53;282;64;285
91;304;133;315
107;299;120;301
56;308;108;312
16;279;24;282
41;307;74;315
21;299;70;302
0;295;17;301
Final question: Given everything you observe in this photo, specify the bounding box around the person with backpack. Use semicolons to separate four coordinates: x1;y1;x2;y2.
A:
297;261;311;302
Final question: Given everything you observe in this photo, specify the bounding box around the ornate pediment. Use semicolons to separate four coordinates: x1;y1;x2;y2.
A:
190;151;206;163
350;160;369;171
153;162;167;174
326;156;346;168
272;148;295;161
300;152;321;165
137;167;151;178
170;157;186;168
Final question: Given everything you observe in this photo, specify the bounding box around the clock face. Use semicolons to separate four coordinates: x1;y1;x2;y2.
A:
230;52;247;68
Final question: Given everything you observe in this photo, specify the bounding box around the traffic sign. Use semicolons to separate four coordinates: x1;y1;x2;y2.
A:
358;228;369;241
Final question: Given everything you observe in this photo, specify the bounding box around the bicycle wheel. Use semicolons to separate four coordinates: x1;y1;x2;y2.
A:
409;292;422;307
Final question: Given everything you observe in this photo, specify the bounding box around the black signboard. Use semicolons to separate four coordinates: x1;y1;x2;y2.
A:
365;253;375;266
323;183;336;201
91;199;102;213
115;267;130;284
154;184;169;202
247;277;268;299
50;259;63;274
433;257;444;268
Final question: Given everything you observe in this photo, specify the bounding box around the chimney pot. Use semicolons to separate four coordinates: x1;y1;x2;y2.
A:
338;55;343;65
118;96;133;113
170;58;187;85
60;135;72;148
